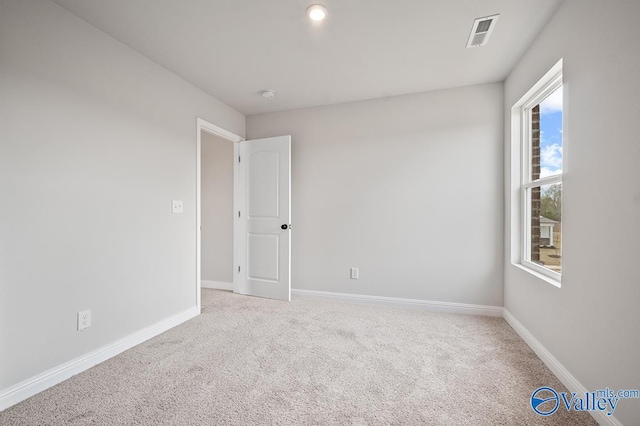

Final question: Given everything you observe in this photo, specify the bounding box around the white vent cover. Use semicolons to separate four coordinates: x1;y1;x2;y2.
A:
466;14;499;48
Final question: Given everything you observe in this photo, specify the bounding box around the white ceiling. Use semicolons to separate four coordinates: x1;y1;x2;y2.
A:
50;0;562;116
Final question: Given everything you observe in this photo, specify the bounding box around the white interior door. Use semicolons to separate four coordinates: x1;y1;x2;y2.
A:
235;135;291;301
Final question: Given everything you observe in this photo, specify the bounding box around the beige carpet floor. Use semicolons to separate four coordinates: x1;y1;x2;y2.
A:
1;289;597;425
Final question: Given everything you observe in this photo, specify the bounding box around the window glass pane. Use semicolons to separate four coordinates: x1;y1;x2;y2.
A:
536;86;563;179
528;183;562;274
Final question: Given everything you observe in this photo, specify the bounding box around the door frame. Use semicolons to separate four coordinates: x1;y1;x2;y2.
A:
196;118;244;312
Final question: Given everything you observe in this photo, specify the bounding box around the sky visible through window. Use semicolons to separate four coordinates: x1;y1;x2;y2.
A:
535;85;562;275
539;86;563;177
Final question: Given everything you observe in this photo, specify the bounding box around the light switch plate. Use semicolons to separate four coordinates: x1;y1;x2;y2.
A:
350;267;359;279
172;200;183;213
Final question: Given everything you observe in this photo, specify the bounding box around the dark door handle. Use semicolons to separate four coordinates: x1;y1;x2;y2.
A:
281;224;289;230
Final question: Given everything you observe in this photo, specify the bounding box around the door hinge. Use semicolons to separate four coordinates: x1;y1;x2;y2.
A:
238;155;241;163
238;265;241;273
238;210;241;218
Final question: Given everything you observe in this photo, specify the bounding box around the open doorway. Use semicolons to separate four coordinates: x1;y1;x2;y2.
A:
196;118;243;312
196;119;292;309
201;131;234;290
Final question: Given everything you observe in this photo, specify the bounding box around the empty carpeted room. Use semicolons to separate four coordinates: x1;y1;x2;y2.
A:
1;0;639;425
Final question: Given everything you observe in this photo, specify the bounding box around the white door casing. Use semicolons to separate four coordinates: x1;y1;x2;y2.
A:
235;136;291;301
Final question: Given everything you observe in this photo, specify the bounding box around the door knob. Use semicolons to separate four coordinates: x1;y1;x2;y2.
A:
281;224;288;230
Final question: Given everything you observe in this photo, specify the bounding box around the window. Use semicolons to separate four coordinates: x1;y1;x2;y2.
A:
513;60;563;284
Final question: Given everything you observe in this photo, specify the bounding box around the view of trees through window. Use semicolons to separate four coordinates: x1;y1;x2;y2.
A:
529;85;562;274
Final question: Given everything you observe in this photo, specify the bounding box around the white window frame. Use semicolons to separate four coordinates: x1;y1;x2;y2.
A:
512;59;563;286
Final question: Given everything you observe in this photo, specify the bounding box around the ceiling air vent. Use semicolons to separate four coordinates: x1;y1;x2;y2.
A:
466;14;499;48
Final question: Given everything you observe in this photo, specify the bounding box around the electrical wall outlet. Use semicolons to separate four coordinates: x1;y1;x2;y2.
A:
350;267;359;279
78;310;91;331
172;200;183;214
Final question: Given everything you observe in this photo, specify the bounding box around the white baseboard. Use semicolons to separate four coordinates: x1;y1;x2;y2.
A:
0;306;199;412
503;309;622;426
201;280;234;291
291;289;503;317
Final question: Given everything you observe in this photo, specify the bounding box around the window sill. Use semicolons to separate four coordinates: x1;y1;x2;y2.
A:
512;263;561;288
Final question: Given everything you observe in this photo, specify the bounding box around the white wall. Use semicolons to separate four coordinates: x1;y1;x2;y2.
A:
504;1;640;424
247;83;504;306
201;133;234;283
0;0;244;392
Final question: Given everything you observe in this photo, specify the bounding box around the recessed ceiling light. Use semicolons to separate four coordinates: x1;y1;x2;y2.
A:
307;4;327;21
261;89;276;98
